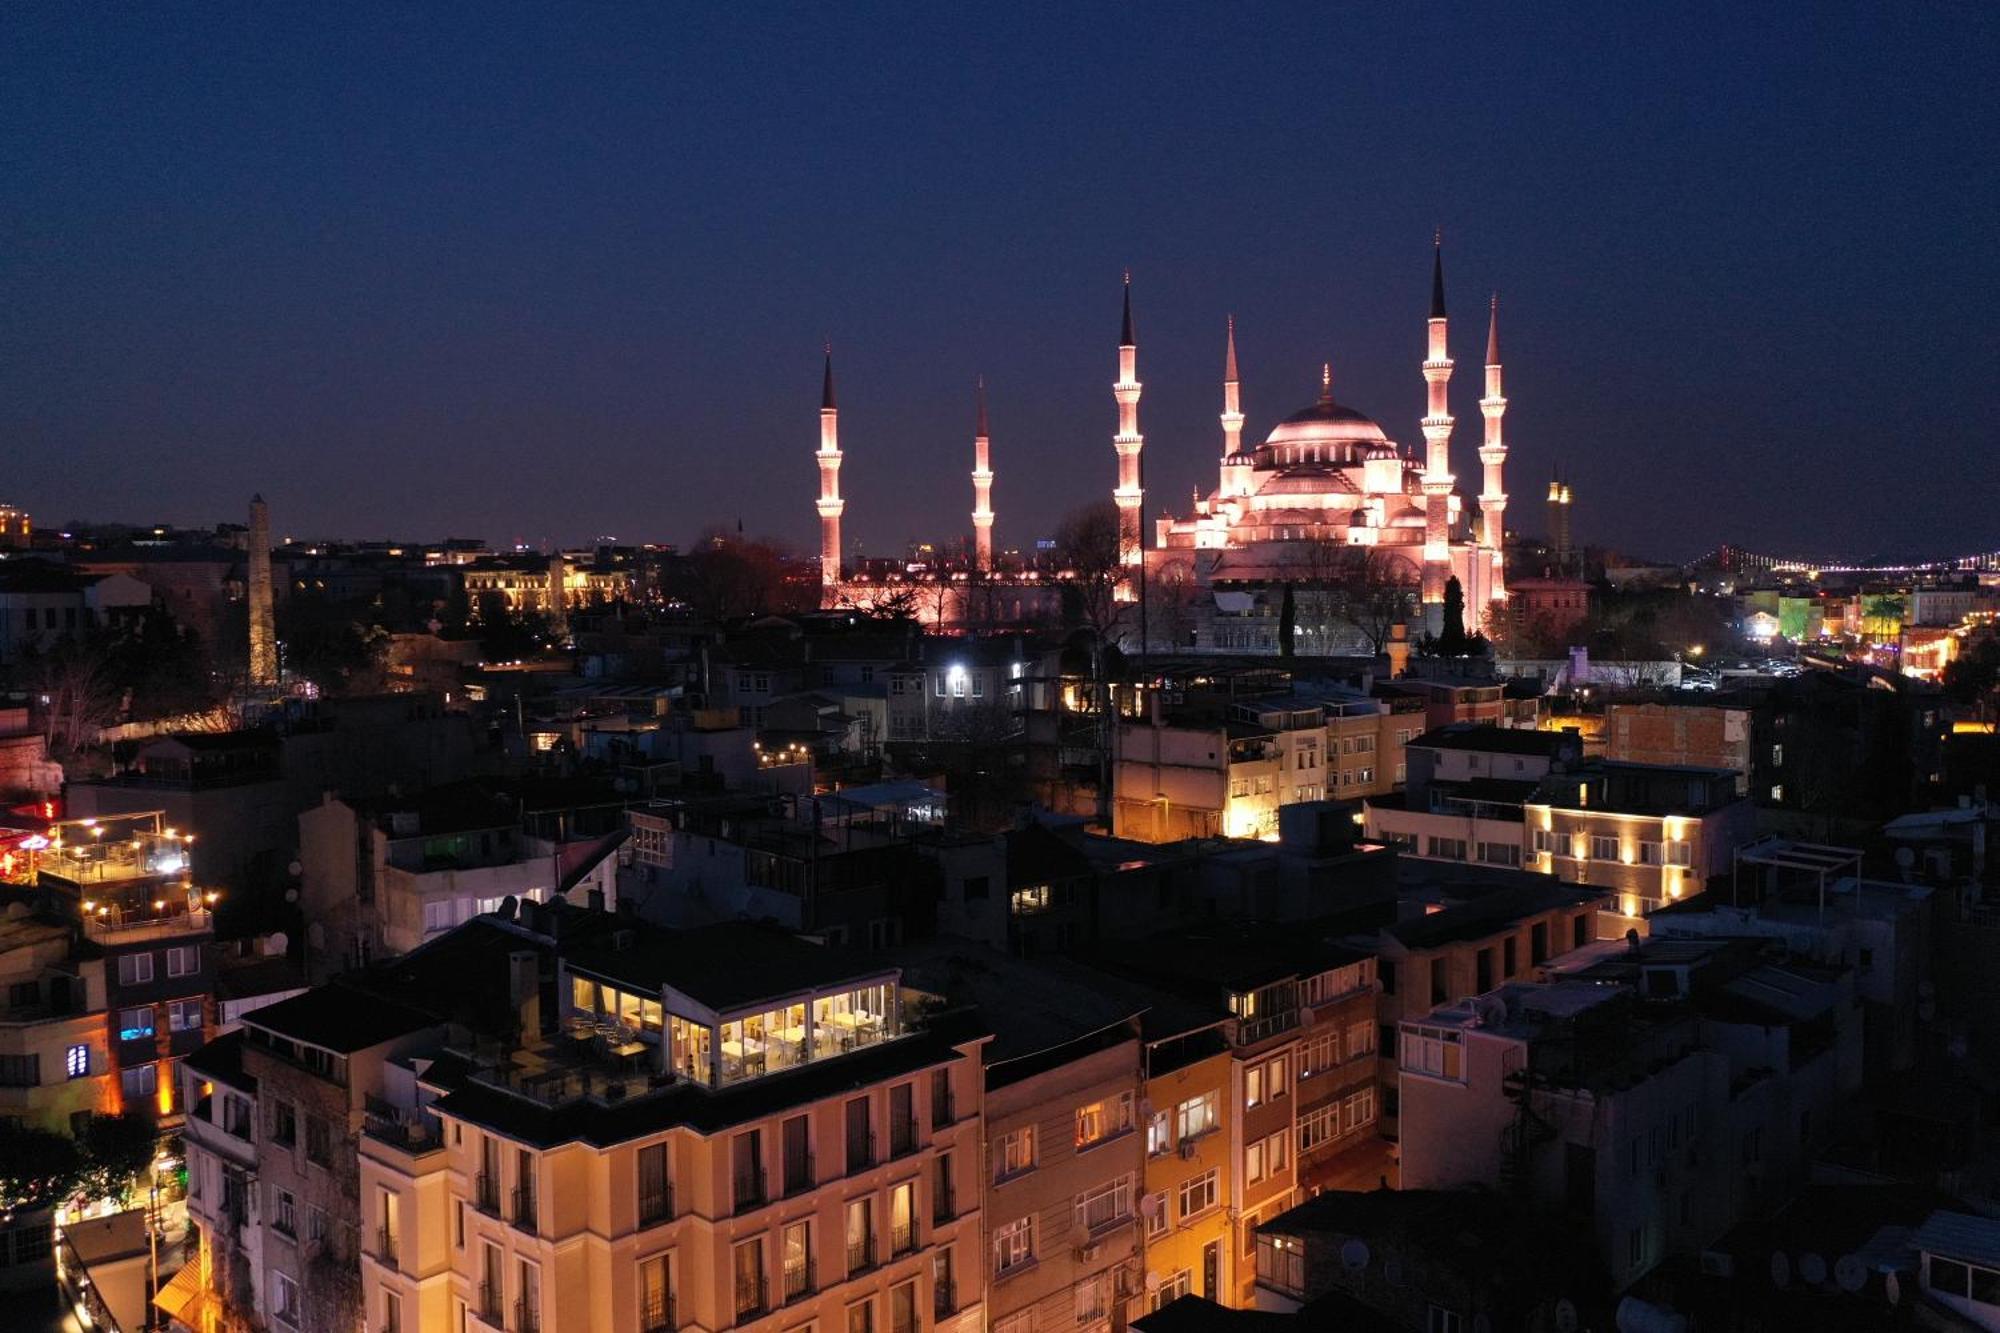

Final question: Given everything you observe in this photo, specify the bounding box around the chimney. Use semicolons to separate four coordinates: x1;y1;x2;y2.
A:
508;949;541;1035
587;887;605;913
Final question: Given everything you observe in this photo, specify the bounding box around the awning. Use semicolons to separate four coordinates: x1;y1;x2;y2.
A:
154;1257;220;1332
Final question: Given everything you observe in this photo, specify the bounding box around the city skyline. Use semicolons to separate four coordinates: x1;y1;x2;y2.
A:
4;6;1995;560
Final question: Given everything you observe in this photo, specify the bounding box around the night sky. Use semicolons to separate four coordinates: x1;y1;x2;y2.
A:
4;5;1995;562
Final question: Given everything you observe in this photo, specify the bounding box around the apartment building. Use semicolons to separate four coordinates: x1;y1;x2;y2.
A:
1358;881;1600;1134
1523;760;1755;920
1601;701;1753;795
179;1030;266;1331
0;909;111;1135
360;915;990;1333
1362;724;1583;871
37;811;215;1124
1137;1020;1234;1314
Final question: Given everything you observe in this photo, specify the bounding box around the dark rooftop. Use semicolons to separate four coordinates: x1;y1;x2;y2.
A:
1410;723;1579;757
561;920;892;1012
242;984;438;1054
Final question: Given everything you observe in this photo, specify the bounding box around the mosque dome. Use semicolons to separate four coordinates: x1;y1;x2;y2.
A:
1260;366;1391;451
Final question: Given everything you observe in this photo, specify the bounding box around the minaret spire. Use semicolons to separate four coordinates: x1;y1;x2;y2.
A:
1477;293;1510;605
1111;273;1144;592
971;376;995;573
1218;315;1245;499
815;344;845;606
1419;233;1458;634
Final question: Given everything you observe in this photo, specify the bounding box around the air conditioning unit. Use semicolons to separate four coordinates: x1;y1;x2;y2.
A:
1076;1241;1103;1263
1179;1139;1199;1160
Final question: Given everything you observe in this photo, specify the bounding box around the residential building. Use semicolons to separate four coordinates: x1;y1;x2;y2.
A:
1523;760;1756;919
1602;701;1753;795
0;909;111;1135
1362;723;1583;870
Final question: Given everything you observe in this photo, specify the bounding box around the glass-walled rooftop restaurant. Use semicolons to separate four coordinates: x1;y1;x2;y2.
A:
36;811;194;885
564;965;900;1090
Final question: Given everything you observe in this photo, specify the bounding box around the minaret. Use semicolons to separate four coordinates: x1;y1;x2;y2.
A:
816;346;845;607
1419;234;1457;635
1219;315;1244;498
1546;466;1573;570
1112;273;1144;587
971;376;995;573
1477;294;1509;605
247;494;277;686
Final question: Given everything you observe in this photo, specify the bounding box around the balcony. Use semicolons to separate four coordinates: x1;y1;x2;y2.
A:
932;1088;955;1126
1235;1008;1300;1046
846;1238;876;1276
512;1185;539;1234
475;1171;502;1217
363;1097;444;1158
846;1128;877;1173
890;1219;916;1257
782;1257;816;1304
477;1283;504;1328
934;1277;956;1319
83;901;213;945
732;1164;767;1215
640;1290;677;1333
375;1224;398;1271
515;1299;541;1333
933;1183;957;1226
638;1181;675;1228
734;1273;768;1320
782;1150;815;1198
889;1116;918;1159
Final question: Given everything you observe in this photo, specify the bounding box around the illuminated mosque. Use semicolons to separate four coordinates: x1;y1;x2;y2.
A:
815;238;1511;641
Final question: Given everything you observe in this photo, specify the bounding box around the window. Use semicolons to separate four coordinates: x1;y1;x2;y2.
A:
169;998;203;1033
1152;1271;1192;1310
1591;835;1619;862
1246;1131;1288;1184
116;952;154;986
121;1062;157;1100
306;1115;332;1167
66;1044;89;1079
0;1054;38;1087
423;900;455;933
1074;1093;1133;1150
1662;840;1692;867
995;1126;1035;1180
1478;841;1521;867
1245;1055;1286;1108
845;1196;875;1272
1298;1104;1338;1152
889;1181;915;1255
270;1099;297;1146
272;1271;301;1326
1178;1168;1218;1220
993;1216;1033;1275
166;945;200;978
1300;1032;1337;1078
1074;1272;1110;1326
1532;828;1554;855
1346;1021;1375;1061
1010;884;1051;916
1400;1026;1463;1081
1426;836;1467;861
272;1185;297;1236
118;1006;155;1041
1637;841;1661;866
1428;1307;1464;1333
1342;1088;1375;1132
734;1237;767;1316
1074;1174;1134;1233
1258;1233;1305;1296
1176;1091;1219;1141
638;1142;671;1224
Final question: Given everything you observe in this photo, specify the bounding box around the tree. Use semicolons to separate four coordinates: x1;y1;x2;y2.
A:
1944;634;2000;709
1419;576;1490;660
1146;559;1199;652
1054;501;1128;827
1278;582;1297;658
22;634;123;757
278;594;390;695
0;1122;83;1214
77;1111;158;1205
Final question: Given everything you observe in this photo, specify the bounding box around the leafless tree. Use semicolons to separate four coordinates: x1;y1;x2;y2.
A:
24;637;123;757
1148;558;1199;653
1282;540;1418;654
1054;501;1129;827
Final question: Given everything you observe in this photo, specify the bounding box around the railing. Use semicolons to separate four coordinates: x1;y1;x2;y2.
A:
932;1088;955;1126
891;1218;916;1256
375;1224;398;1270
782;1257;815;1303
733;1164;767;1214
847;1128;876;1172
934;1276;956;1319
515;1298;541;1333
478;1282;503;1325
933;1182;956;1225
639;1181;674;1227
83;904;213;940
889;1116;918;1159
783;1150;815;1197
475;1171;502;1216
640;1289;677;1333
1235;1009;1300;1046
512;1184;538;1233
734;1272;768;1319
847;1237;875;1274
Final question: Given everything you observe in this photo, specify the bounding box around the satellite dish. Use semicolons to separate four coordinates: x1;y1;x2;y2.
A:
1885;1272;1900;1305
1770;1251;1791;1288
1384;1257;1405;1287
1834;1255;1867;1292
1554;1298;1579;1333
1340;1239;1371;1272
1800;1252;1827;1286
288;859;303;877
266;931;289;956
1144;1271;1161;1293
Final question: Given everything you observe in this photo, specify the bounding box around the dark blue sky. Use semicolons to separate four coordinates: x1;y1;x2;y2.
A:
4;4;1995;561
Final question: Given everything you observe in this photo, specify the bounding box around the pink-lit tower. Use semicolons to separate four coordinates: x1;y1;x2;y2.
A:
1112;273;1144;587
1419;235;1457;635
1477;294;1510;605
971;376;995;573
816;346;845;606
1218;315;1244;497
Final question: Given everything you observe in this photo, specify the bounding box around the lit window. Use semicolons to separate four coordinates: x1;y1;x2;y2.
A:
66;1044;89;1079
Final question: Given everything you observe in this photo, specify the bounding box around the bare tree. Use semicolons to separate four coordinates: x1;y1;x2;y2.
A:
1148;558;1199;653
1339;547;1421;654
1054;501;1129;828
24;637;123;757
